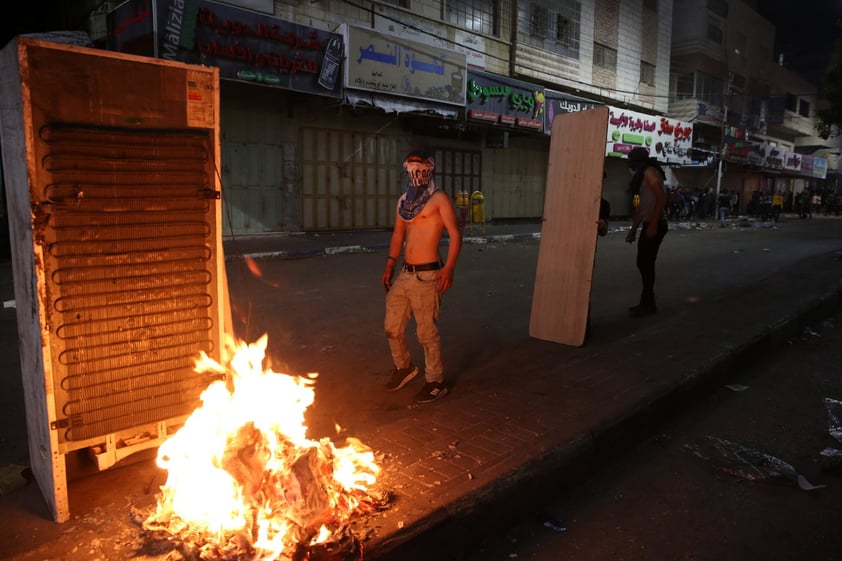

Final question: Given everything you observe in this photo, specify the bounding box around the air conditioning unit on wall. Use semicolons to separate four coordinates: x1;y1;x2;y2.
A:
0;37;230;523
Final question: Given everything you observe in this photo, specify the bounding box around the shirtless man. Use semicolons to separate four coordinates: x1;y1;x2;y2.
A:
625;147;668;318
381;151;462;403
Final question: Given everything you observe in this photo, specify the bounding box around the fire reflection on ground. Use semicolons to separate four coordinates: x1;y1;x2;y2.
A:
138;335;387;561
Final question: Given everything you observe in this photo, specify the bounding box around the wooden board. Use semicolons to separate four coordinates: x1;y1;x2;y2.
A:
529;107;609;346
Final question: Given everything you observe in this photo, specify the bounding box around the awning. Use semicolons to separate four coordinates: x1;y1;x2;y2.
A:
343;91;460;118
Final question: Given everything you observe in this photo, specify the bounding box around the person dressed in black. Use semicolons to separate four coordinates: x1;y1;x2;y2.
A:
717;190;731;226
625;147;668;318
584;177;611;344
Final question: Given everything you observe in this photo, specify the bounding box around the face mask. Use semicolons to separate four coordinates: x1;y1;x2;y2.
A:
403;157;435;190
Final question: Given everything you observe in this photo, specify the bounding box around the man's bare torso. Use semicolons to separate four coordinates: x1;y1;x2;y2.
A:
401;191;447;263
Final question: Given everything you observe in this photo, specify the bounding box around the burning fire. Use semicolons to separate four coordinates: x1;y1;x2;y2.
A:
142;334;382;560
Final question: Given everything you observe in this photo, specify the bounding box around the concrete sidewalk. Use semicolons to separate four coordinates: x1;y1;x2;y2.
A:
219;216;779;261
0;217;840;561
362;226;842;560
221;221;545;261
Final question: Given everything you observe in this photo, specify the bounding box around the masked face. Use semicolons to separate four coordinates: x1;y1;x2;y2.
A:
403;156;435;189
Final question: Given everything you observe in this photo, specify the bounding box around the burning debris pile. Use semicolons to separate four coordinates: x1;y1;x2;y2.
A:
140;335;385;561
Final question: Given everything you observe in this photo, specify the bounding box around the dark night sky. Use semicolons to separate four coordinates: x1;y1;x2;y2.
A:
0;3;71;50
755;0;842;86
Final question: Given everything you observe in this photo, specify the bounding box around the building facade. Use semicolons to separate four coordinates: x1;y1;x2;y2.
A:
669;0;832;215
97;0;687;234
4;0;834;236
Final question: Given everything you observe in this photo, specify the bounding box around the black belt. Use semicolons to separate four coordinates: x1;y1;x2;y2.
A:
402;261;442;272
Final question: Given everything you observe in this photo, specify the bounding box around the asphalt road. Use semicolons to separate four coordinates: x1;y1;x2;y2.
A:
447;306;842;561
0;216;841;561
222;217;842;440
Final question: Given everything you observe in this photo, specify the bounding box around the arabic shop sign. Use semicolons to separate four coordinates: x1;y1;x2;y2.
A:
543;89;602;135
724;137;765;166
801;155;828;179
465;71;544;132
107;0;343;97
714;136;827;178
605;106;693;165
343;25;467;106
783;150;802;173
762;144;786;171
763;144;819;176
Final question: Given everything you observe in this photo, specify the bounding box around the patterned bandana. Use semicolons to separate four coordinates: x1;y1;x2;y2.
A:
399;153;437;221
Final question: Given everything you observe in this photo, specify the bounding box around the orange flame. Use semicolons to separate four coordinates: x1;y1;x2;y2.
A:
244;256;282;288
143;334;379;559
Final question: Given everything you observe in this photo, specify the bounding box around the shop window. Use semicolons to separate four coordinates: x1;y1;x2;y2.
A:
444;0;499;36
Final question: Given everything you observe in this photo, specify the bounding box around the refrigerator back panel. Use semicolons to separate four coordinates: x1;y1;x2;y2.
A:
0;37;225;522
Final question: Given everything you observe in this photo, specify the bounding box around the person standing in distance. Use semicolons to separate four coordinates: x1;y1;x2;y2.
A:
381;150;462;403
625;147;668;318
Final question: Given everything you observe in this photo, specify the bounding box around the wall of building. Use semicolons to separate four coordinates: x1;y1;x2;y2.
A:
94;0;832;235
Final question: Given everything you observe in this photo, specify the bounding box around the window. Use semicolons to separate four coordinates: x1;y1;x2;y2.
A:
798;99;810;117
381;0;409;6
445;0;499;36
529;4;548;36
517;0;581;59
697;72;724;106
675;71;725;106
594;43;617;71
640;61;656;86
786;93;798;112
643;0;657;12
707;21;722;44
555;11;572;43
675;72;695;100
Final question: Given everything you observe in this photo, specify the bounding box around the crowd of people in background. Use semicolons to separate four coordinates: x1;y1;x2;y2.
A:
662;186;842;223
662;186;739;221
791;190;842;219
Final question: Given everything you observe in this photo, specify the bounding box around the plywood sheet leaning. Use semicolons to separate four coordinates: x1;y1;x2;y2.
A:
529;107;609;346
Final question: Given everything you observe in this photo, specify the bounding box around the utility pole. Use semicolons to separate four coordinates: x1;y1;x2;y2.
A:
715;103;727;203
715;70;734;204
